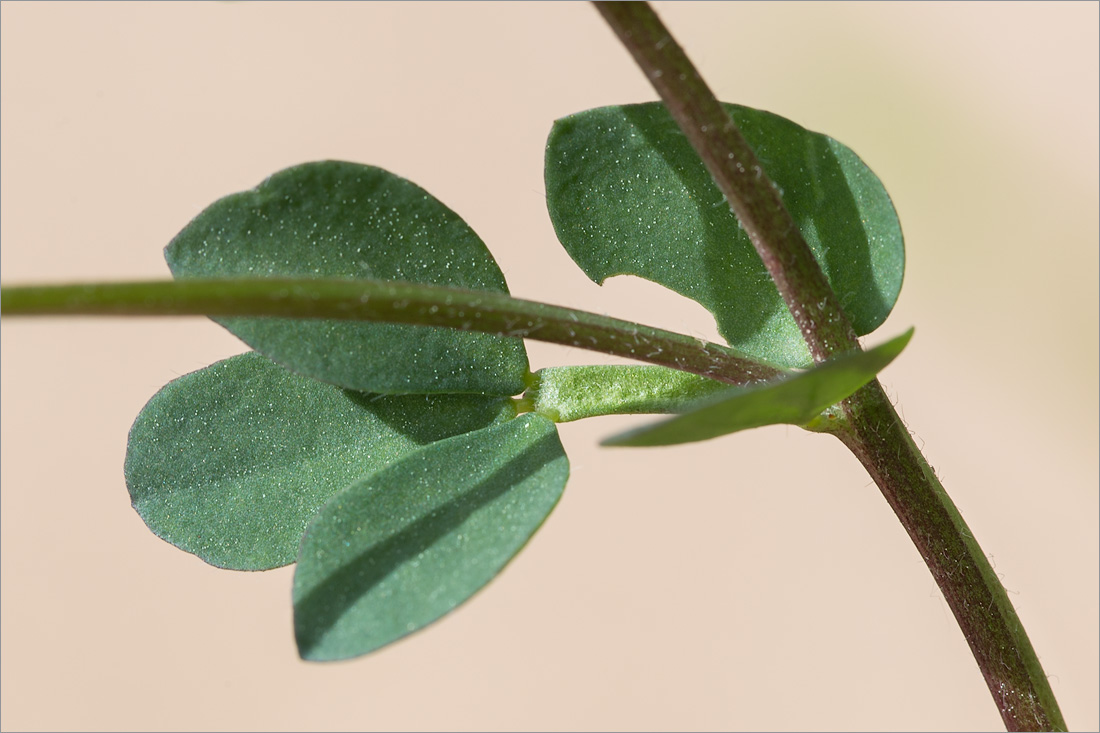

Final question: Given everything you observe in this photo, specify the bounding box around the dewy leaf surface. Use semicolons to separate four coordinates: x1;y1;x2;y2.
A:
166;161;528;395
604;329;913;447
124;352;514;570
545;103;905;368
293;414;568;662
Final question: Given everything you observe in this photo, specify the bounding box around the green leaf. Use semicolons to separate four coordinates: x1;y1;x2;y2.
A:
124;352;515;570
166;160;528;395
603;329;913;447
293;414;568;662
545;103;905;368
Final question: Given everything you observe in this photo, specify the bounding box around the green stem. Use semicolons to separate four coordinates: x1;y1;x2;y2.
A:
831;382;1066;731
597;2;1064;729
0;278;784;386
594;0;857;364
525;364;735;423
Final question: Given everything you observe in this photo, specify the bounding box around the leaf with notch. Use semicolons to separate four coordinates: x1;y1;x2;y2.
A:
603;329;913;447
545;103;904;368
293;414;567;661
166;160;528;395
124;352;515;570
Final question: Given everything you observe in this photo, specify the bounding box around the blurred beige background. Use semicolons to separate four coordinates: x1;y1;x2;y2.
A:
1;2;1096;731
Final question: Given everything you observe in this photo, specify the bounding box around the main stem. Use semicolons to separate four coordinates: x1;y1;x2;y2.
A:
832;382;1065;731
596;2;1064;730
595;1;857;364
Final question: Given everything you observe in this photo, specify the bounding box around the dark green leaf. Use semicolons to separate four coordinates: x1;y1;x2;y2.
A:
293;414;568;661
545;103;905;368
124;352;514;570
603;329;913;447
166;161;528;395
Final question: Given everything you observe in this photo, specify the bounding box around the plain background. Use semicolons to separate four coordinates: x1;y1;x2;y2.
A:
1;2;1096;731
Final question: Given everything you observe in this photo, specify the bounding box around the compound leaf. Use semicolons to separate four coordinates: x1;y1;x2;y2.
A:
604;329;912;447
293;414;567;661
125;352;514;570
166;160;528;395
546;103;904;368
